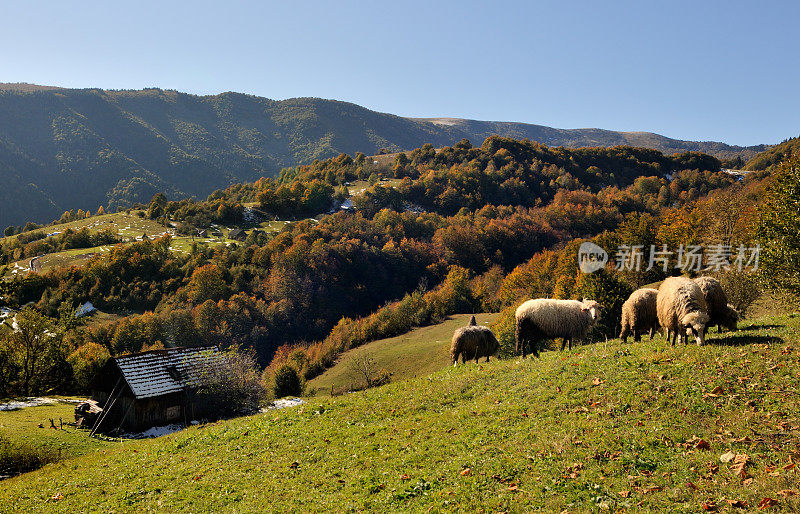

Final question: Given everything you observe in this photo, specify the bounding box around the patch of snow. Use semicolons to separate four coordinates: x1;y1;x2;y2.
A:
0;397;57;411
124;423;184;439
263;397;305;411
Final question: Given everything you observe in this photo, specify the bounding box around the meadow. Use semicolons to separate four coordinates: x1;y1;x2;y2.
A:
0;314;797;511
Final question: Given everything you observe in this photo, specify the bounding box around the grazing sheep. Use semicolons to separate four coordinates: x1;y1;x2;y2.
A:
693;276;739;333
451;325;499;365
515;299;601;358
656;277;710;346
619;288;660;343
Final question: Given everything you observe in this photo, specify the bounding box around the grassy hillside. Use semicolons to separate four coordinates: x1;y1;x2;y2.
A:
0;211;262;279
1;314;798;511
307;313;498;395
0;85;767;227
0;400;113;463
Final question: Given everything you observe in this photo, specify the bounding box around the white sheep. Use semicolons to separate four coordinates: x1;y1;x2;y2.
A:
693;276;739;333
515;298;601;357
656;276;710;346
619;288;659;343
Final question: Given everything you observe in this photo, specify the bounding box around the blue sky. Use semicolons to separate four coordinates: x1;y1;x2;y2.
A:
1;1;796;146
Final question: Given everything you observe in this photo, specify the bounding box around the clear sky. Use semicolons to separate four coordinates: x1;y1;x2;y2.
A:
1;0;796;146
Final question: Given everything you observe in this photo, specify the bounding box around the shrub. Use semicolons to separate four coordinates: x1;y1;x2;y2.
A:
272;364;302;399
67;343;110;393
717;269;761;317
194;349;267;418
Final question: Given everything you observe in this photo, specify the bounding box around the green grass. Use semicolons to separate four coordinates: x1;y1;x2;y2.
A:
1;315;798;511
307;313;498;396
0;400;115;467
0;212;244;277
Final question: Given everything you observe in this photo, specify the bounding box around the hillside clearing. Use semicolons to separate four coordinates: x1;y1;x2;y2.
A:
307;313;497;396
1;314;798;511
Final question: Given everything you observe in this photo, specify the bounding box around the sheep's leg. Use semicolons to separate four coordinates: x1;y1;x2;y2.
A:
485;356;490;362
649;327;656;340
718;325;722;333
560;338;566;351
633;329;641;343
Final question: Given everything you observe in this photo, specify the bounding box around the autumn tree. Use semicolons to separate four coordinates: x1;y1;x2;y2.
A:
187;264;228;304
756;155;800;294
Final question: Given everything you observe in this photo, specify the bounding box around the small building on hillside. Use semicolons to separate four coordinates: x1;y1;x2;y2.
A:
227;228;246;241
86;346;223;434
75;301;97;318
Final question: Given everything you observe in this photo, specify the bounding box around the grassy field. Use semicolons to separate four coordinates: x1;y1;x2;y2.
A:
307;313;498;396
1;314;798;511
0;212;253;278
0;399;115;462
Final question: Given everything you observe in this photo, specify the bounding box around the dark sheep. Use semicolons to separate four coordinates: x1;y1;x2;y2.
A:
450;325;499;365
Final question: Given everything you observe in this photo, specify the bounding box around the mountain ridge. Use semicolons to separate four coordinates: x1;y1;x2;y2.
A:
0;84;769;227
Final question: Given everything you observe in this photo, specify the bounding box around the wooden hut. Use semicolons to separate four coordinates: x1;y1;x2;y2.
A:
227;228;246;241
87;346;223;434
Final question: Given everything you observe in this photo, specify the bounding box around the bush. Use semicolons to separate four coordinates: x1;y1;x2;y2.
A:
491;305;518;358
68;343;110;393
194;350;267;418
272;364;302;399
717;269;761;317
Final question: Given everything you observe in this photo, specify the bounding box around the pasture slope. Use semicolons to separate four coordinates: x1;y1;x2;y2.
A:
307;313;498;396
1;315;799;512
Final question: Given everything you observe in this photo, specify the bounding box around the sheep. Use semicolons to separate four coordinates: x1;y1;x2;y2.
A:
515;298;601;358
693;276;739;333
450;325;499;365
656;276;710;346
619;288;660;344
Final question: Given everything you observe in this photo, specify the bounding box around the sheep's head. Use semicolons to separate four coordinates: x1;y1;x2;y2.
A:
682;311;710;345
581;300;601;323
722;304;739;331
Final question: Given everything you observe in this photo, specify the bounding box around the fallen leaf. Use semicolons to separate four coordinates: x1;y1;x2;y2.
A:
757;497;779;509
731;454;750;479
592;377;604;386
783;462;796;471
711;386;724;395
400;473;410;480
507;484;519;492
701;501;717;511
743;478;753;486
726;499;749;508
460;468;471;476
289;461;299;469
50;493;64;501
686;481;698;490
696;439;711;450
777;489;796;498
619;490;630;498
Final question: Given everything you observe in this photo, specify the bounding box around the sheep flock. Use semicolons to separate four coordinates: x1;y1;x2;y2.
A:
450;275;739;365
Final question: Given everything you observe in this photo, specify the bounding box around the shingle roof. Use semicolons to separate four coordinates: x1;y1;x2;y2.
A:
114;346;223;399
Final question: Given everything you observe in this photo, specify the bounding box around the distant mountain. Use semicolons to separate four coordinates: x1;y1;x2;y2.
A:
0;84;769;227
416;118;767;162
